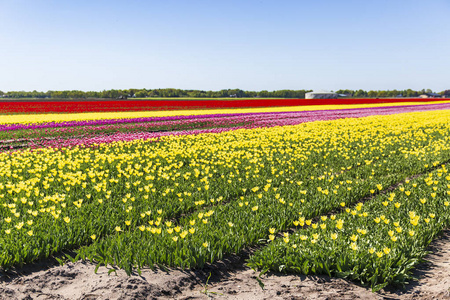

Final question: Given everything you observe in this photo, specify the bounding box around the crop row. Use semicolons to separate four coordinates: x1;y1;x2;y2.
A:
248;164;450;291
1;110;450;277
3;103;450;150
74;113;450;275
0;98;439;114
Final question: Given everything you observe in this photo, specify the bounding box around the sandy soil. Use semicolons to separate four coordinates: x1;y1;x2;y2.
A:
1;231;449;300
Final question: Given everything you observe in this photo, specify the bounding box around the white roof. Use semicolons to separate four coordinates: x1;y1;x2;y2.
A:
306;91;337;94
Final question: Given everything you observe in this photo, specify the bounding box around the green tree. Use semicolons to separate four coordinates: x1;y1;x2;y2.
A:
135;90;148;98
378;91;387;98
367;90;377;97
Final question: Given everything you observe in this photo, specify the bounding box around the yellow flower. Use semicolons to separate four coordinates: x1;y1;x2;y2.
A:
394;202;401;208
90;234;96;240
172;236;178;242
228;222;234;227
368;248;375;254
167;228;174;234
374;217;380;224
5;229;11;234
189;228;195;234
350;234;358;242
139;225;146;231
305;220;312;226
125;220;131;226
388;230;394;237
350;242;358;251
331;233;338;240
429;213;435;219
180;231;188;239
190;219;196;225
383;247;391;255
63;217;70;223
409;230;415;236
340;202;345;207
424;218;430;223
391;236;397;242
115;226;122;232
320;224;326;230
269;234;275;241
4;217;11;223
335;219;344;230
445;201;449;206
376;252;383;258
27;230;33;236
283;237;290;243
252;206;258;211
202;242;209;248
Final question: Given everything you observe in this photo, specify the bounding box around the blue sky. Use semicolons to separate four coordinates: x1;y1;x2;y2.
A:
1;0;449;92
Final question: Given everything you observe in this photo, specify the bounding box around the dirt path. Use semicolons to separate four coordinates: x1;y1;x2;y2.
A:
1;231;449;300
379;230;450;300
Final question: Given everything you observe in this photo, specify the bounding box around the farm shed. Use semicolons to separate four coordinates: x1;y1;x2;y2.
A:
419;93;442;98
305;92;338;99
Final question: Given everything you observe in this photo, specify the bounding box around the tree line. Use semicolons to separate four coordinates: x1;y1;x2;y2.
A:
335;89;450;98
0;88;449;99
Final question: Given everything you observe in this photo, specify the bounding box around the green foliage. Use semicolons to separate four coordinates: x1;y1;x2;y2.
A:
2;110;450;292
4;88;445;99
248;164;450;290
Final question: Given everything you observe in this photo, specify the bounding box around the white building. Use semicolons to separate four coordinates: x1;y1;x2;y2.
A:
305;91;338;99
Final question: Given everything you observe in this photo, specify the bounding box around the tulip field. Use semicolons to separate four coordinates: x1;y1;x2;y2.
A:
1;99;450;291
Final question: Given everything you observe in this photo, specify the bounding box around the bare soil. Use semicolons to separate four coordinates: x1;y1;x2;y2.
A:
1;231;449;300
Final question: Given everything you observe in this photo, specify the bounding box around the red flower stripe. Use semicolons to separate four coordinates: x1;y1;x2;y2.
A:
0;98;445;114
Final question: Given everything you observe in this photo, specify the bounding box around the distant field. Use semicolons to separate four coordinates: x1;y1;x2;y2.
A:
1;97;446;102
2;101;450;292
0;98;446;114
